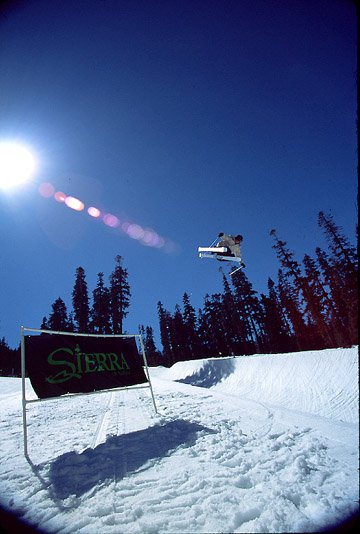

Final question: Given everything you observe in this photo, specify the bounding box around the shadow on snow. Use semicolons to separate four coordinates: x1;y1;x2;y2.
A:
48;419;215;500
176;357;235;388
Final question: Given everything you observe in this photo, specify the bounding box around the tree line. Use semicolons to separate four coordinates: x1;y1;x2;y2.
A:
39;254;131;336
0;211;357;375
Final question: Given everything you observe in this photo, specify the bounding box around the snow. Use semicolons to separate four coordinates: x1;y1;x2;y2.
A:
0;347;358;533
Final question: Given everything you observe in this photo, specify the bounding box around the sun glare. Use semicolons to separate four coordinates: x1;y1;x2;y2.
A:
0;141;37;191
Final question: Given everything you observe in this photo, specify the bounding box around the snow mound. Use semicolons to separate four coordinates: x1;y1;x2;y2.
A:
164;347;359;423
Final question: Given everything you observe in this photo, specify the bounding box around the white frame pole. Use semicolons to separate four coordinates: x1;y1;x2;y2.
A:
21;326;29;458
138;334;158;413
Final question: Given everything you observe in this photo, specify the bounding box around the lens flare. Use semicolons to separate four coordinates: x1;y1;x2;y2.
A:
103;213;119;227
154;236;165;248
121;221;130;233
127;223;144;240
54;191;66;202
65;196;84;211
87;206;101;218
38;181;174;252
38;182;55;198
141;229;156;246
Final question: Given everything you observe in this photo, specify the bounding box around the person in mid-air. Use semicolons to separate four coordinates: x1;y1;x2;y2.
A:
217;233;245;266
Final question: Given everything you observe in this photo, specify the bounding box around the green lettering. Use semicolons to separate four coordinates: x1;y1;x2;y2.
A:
46;347;80;384
94;353;111;371
107;352;130;371
75;344;82;373
84;353;97;373
107;352;122;371
119;353;130;370
45;345;131;384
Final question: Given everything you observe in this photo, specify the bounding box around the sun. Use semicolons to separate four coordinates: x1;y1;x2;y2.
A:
0;141;37;191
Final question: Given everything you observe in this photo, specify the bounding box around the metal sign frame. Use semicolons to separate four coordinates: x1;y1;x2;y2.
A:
21;326;157;459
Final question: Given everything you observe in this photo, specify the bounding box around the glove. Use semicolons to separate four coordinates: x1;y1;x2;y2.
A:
218;232;224;237
241;262;246;268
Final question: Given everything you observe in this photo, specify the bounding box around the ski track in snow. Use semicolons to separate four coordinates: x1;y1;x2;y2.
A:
0;347;358;533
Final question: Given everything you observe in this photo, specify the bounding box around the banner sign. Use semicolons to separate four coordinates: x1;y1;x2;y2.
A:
25;334;148;399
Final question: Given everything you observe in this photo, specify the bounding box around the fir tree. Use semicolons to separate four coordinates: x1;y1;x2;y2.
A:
40;316;48;330
316;247;356;345
170;304;186;361
72;266;90;333
139;325;160;366
90;272;111;334
261;278;292;353
67;312;75;332
109;255;131;334
221;273;246;354
270;229;330;348
277;270;307;350
231;269;265;353
144;326;160;364
197;293;229;356
302;254;338;347
270;229;304;281
318;211;358;272
0;338;19;376
318;212;358;344
182;292;200;358
0;338;10;375
157;301;173;365
47;297;69;332
196;308;207;356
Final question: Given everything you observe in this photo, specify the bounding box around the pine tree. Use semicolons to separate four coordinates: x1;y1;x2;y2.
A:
270;229;304;280
318;211;358;272
139;325;161;366
72;266;90;333
302;254;338;347
144;326;160;364
270;229;330;348
196;308;207;356
221;273;246;354
261;278;292;353
316;247;355;345
318;212;358;344
0;337;10;375
197;293;229;356
182;292;200;358
170;304;186;361
277;270;307;350
67;312;75;332
109;255;131;334
40;316;48;330
231;269;265;353
47;297;69;332
157;301;173;365
0;338;18;376
90;272;111;334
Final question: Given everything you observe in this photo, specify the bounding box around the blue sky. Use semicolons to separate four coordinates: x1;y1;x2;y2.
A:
0;0;357;349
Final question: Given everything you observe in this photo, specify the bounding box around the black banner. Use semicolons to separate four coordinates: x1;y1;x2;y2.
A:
25;334;148;399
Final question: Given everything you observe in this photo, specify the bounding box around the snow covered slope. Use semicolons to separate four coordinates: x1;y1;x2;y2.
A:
165;347;359;423
0;347;358;533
